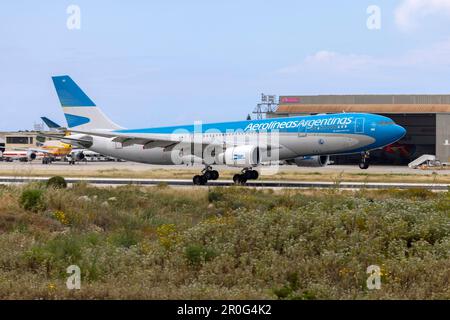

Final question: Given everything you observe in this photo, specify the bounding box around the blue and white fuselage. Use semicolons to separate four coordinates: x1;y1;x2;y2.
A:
109;113;405;163
51;75;406;183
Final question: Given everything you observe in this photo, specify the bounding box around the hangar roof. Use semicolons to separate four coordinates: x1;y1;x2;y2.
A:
276;95;450;114
276;104;450;114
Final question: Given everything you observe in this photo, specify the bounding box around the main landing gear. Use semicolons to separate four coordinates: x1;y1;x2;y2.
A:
193;166;219;185
233;168;259;185
42;157;53;165
359;152;370;170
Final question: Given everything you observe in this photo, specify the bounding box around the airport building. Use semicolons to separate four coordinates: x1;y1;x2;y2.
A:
0;131;41;150
270;95;450;165
0;131;68;155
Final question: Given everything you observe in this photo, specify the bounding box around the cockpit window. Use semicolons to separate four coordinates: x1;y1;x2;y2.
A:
377;121;395;126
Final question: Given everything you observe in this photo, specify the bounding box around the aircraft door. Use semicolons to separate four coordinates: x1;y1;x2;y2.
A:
298;125;307;137
355;118;364;134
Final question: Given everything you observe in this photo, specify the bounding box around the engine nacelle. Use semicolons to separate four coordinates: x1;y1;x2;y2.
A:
293;155;329;167
217;145;260;168
71;151;85;161
27;151;37;161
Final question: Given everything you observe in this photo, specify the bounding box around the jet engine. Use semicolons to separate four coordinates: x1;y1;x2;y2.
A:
292;155;330;167
71;151;85;161
217;145;260;167
27;151;37;161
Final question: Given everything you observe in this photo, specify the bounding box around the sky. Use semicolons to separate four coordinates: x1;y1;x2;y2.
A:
1;0;450;130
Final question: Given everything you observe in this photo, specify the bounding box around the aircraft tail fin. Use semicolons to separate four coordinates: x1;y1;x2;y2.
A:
41;117;62;129
51;75;122;130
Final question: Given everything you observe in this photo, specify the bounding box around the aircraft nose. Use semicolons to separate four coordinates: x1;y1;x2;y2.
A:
392;125;406;140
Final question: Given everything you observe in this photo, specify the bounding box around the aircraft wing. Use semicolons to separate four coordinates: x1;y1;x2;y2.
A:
67;129;204;150
38;132;93;148
13;147;53;155
67;129;281;151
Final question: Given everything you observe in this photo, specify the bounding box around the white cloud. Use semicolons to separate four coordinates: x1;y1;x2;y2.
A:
277;38;450;76
278;50;377;74
395;0;450;30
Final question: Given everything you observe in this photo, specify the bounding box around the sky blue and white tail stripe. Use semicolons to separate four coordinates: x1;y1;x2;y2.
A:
52;76;122;130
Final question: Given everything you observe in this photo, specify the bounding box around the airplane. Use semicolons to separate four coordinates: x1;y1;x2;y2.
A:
40;116;117;164
1;150;45;162
38;117;86;164
1;117;86;164
2;139;86;164
51;75;406;185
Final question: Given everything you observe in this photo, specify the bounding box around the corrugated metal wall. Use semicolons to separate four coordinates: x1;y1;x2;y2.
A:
436;114;450;163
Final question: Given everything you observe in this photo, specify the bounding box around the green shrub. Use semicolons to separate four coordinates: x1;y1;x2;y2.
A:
273;272;300;299
293;291;317;300
184;244;216;265
23;235;83;276
110;229;141;248
208;188;225;203
19;189;46;212
273;285;293;299
46;176;67;189
22;233;110;280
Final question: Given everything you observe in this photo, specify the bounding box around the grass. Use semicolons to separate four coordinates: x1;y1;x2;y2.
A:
0;183;448;299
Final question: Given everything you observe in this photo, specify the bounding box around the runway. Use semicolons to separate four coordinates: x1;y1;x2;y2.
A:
0;176;448;191
1;161;449;175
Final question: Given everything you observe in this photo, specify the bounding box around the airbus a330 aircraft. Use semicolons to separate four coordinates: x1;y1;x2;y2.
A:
51;75;406;185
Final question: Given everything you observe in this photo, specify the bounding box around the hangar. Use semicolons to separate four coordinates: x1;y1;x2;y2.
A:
0;137;5;153
271;95;450;165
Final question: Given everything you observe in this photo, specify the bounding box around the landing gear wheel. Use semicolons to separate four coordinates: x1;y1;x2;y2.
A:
359;152;370;170
204;171;213;180
199;166;219;182
242;169;259;180
193;175;208;185
233;174;247;185
250;170;259;180
210;170;219;180
359;161;369;169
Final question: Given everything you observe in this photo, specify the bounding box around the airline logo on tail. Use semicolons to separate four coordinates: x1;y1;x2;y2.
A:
52;76;96;107
52;76;122;130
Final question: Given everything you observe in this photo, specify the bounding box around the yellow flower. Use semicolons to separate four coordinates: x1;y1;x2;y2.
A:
338;267;350;276
139;242;151;254
54;210;69;225
156;224;179;249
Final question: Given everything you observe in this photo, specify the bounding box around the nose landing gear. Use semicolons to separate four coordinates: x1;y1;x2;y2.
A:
193;166;219;185
233;168;259;185
359;152;370;170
